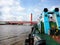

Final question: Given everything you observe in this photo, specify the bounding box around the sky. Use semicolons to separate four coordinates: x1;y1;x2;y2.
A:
0;0;60;21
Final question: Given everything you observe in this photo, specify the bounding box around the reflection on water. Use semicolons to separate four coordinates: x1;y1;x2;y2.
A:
0;25;32;45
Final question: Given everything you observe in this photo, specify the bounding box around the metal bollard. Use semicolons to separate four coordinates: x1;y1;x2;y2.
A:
29;34;34;45
25;39;29;45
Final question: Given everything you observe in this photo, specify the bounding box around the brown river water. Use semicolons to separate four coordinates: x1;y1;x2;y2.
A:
0;25;32;45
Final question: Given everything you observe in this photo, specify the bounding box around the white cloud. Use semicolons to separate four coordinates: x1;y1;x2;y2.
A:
16;16;23;21
0;0;14;6
50;6;56;11
33;8;40;13
50;6;60;11
2;7;11;14
0;0;26;21
32;8;41;21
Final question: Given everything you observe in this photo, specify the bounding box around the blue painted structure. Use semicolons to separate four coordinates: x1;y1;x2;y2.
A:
55;12;60;30
44;12;50;34
38;8;60;34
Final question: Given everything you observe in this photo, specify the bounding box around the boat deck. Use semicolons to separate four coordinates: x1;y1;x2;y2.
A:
35;34;60;45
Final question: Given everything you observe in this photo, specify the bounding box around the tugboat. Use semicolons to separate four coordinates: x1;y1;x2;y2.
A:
25;8;60;45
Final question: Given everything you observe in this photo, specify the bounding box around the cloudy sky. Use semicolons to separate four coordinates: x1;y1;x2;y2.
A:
0;0;60;21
